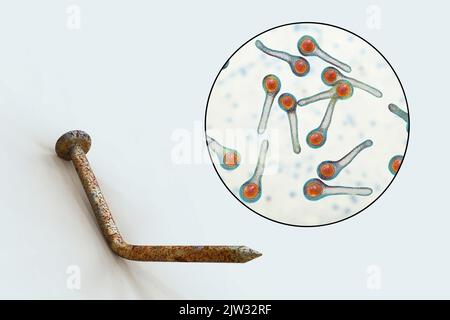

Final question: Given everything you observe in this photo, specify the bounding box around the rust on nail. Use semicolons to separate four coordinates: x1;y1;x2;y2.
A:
55;130;262;263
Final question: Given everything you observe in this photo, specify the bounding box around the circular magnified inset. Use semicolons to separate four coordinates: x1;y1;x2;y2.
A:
205;22;409;227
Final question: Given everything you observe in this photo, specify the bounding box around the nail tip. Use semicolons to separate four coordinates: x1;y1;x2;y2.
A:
238;246;262;263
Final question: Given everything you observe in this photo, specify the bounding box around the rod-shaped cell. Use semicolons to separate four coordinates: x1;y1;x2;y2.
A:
306;98;337;149
388;155;403;175
257;75;281;134
206;135;241;170
317;139;373;180
278;93;301;154
297;35;351;72
298;80;353;107
321;67;382;98
239;140;269;203
55;130;261;263
303;178;373;201
222;60;229;70
388;103;409;131
255;40;310;77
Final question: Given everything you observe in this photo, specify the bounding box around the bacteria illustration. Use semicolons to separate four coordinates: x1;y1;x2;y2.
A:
206;23;408;226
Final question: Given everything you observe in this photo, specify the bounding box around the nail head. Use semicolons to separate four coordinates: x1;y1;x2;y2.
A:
55;130;91;160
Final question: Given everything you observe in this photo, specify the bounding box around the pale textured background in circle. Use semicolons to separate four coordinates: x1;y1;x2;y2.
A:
206;23;408;225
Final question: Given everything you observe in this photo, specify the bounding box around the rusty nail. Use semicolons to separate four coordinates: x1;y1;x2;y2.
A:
55;130;262;263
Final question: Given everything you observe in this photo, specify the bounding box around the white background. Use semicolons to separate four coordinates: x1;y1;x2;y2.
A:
0;0;447;299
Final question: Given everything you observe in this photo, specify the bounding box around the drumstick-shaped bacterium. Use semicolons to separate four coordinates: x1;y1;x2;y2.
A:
388;155;403;175
257;75;281;134
388;103;409;131
278;93;301;154
206;135;241;170
239;140;269;203
306;98;337;149
317;139;373;180
298;80;353;107
321;66;382;98
303;178;373;201
298;35;351;72
255;40;310;77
